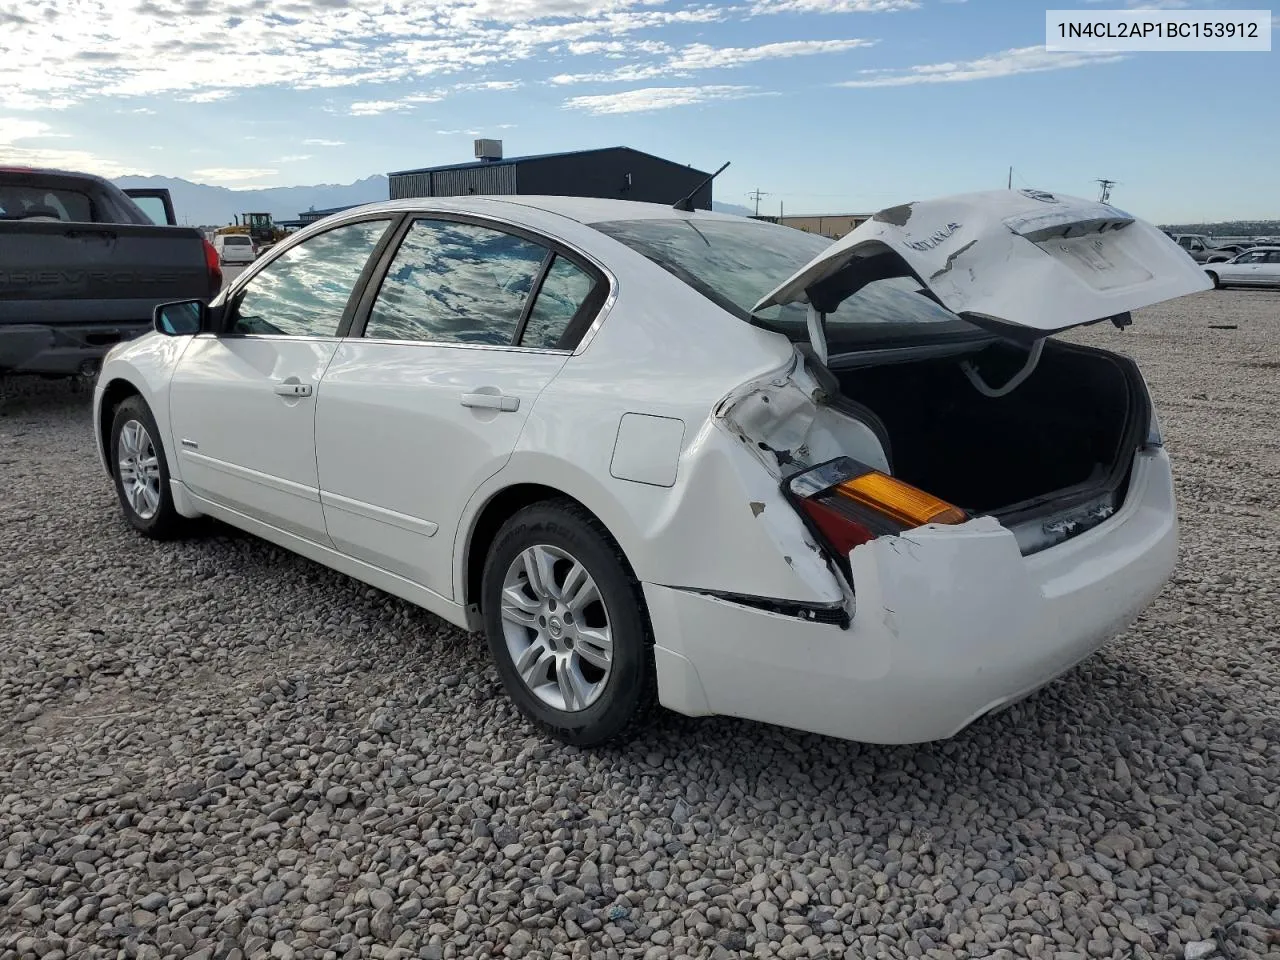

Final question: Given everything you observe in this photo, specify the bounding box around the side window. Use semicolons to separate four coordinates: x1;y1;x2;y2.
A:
365;219;549;345
1266;252;1280;263
520;255;598;349
231;219;390;337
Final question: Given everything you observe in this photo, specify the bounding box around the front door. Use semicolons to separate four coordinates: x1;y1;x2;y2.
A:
168;217;394;542
315;216;606;599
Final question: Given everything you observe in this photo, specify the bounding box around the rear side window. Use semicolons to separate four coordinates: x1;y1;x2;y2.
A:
0;186;92;221
520;255;597;349
365;219;549;345
230;219;390;337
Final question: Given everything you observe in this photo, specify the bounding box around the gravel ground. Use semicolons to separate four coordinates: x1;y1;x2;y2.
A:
2;289;1278;960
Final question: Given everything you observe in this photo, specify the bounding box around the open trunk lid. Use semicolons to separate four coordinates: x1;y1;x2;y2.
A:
752;189;1211;340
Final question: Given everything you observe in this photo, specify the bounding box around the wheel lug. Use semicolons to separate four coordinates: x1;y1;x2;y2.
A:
538;615;546;626
548;599;557;611
564;611;574;623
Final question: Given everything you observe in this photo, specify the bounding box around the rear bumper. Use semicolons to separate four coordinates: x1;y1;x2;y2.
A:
0;322;150;376
645;447;1177;744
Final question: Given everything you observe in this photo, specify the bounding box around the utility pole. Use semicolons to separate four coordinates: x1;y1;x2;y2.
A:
748;188;770;217
1007;166;1012;190
1096;178;1117;204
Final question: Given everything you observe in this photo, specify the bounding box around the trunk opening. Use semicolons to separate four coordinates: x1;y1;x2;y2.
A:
828;339;1149;551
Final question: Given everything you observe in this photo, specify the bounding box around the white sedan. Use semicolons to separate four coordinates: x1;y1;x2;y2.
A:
94;189;1208;746
1203;245;1280;288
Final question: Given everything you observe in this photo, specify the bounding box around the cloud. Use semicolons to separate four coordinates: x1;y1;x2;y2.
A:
551;37;874;84
304;138;345;146
454;80;524;90
836;45;1125;87
276;154;313;162
350;90;445;114
673;38;876;70
182;90;233;103
566;39;671;57
753;0;918;11
349;100;412;115
437;128;484;135
0;117;58;144
193;167;279;181
0;119;135;174
563;84;765;115
0;0;730;112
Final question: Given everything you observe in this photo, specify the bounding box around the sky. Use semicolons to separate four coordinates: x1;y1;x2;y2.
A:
1;0;1275;223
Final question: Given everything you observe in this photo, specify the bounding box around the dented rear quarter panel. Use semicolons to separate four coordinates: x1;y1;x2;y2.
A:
455;224;855;607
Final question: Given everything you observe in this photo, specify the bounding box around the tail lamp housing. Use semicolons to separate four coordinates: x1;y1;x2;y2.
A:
202;238;223;293
786;457;968;561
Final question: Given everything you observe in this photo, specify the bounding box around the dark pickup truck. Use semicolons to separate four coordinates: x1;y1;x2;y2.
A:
0;167;221;379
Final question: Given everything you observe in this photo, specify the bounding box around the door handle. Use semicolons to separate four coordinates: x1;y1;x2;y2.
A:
460;392;519;412
274;381;313;398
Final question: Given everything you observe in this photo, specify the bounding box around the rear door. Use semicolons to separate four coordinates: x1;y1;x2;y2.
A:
169;217;396;542
315;215;608;600
754;189;1212;342
1262;251;1280;286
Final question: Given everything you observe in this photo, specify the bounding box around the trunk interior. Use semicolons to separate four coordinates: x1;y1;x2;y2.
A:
833;339;1144;517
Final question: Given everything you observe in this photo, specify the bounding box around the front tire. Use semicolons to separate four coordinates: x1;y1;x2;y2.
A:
1206;271;1221;289
110;396;187;540
481;500;656;746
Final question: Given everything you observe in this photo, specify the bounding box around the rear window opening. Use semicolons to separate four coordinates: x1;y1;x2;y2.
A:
592;216;984;348
222;236;253;246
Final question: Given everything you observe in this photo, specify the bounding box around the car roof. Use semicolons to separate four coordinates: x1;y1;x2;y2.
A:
327;195;750;226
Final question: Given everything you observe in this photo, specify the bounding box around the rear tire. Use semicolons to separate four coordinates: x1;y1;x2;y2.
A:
481;500;656;746
109;396;188;540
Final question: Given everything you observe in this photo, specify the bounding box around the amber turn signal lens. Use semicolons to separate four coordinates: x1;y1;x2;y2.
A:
834;472;967;529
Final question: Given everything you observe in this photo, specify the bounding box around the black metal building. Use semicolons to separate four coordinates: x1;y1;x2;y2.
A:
387;146;713;209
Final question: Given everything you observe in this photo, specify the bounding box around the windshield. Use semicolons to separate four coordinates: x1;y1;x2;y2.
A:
591;217;983;350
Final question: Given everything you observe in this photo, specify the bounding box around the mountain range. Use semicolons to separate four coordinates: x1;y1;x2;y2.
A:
111;175;392;227
110;175;757;226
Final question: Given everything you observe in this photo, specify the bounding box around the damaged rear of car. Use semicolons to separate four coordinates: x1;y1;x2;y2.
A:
595;189;1208;743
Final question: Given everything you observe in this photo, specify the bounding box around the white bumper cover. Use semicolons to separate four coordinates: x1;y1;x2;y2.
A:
645;448;1177;744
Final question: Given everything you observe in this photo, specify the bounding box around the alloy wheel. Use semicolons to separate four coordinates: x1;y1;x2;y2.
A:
117;419;162;520
499;544;614;712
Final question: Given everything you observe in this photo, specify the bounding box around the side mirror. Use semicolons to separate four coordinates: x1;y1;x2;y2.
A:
154;299;206;336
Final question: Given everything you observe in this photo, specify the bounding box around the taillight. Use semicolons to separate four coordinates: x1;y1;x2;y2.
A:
786;457;968;558
202;238;222;293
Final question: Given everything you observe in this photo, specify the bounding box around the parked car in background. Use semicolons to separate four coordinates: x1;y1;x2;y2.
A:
0;166;222;379
95;189;1208;747
212;234;256;265
1203;246;1280;288
1169;233;1249;263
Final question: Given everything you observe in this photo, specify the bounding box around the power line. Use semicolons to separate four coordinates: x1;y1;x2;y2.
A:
747;188;771;217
